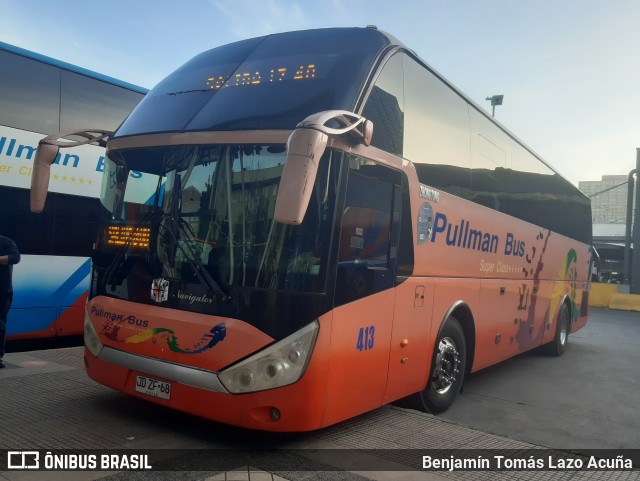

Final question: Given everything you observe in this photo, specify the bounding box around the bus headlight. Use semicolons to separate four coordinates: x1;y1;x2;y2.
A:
218;320;319;394
84;310;104;357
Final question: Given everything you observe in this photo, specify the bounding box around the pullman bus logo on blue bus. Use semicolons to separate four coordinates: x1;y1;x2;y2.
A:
151;278;169;303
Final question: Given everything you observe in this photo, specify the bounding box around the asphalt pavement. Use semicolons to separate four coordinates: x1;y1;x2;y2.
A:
0;308;638;481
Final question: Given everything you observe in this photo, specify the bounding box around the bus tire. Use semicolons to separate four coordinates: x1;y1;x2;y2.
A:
547;302;570;357
419;316;466;414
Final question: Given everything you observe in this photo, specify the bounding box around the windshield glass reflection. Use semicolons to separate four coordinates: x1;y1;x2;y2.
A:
96;145;340;305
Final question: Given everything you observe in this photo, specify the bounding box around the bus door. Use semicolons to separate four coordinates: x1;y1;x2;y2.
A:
323;158;402;425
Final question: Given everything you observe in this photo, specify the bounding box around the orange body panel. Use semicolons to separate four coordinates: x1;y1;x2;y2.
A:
55;292;88;336
322;290;394;426
404;171;590;373
86;306;334;432
382;278;434;404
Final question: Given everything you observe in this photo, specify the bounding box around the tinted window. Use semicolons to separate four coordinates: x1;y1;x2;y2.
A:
52;193;100;256
0;50;60;134
508;144;591;243
362;54;404;155
0;186;99;256
396;174;414;278
335;159;400;306
468;109;591;243
0;187;54;255
403;67;591;244
403;55;471;197
61;71;144;131
116;28;389;136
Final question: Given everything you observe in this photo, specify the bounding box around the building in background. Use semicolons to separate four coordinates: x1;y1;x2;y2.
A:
579;175;636;283
579;175;631;224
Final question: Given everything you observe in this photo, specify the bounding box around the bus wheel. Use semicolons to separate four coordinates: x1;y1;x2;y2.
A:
420;316;466;414
547;303;570;356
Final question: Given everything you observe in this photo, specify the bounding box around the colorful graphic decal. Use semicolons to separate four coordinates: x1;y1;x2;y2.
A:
125;324;227;354
473;226;579;353
515;230;551;351
426;207;586;353
515;232;579;351
549;248;579;324
93;305;226;354
564;249;579;318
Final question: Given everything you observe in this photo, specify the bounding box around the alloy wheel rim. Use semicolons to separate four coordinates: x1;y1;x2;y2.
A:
432;337;460;394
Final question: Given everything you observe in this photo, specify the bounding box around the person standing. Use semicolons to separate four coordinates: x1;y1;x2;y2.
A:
0;234;20;368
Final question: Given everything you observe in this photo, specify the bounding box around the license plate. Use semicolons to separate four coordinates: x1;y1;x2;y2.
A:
135;375;172;400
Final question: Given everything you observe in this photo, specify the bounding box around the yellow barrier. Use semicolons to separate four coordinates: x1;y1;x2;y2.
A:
609;293;640;312
588;283;640;311
589;283;620;308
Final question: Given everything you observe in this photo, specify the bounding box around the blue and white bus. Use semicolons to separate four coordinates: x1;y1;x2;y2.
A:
0;42;147;339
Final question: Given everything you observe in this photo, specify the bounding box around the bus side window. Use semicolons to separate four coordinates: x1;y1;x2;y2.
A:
0;187;54;255
335;163;399;306
361;53;404;156
52;194;100;257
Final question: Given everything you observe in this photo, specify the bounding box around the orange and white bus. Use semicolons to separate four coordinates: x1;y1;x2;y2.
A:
31;27;592;431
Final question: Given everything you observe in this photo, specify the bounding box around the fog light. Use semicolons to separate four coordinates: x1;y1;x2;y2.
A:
265;361;285;379
237;370;254;388
270;407;281;421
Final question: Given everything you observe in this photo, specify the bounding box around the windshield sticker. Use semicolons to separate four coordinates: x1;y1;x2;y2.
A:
151;278;169;303
419;185;440;203
417;203;433;244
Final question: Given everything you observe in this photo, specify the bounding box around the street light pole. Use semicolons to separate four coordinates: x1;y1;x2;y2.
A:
486;95;504;117
632;148;640;294
623;168;636;285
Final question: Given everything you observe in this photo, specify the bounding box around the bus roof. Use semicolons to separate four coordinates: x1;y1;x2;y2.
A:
0;41;148;95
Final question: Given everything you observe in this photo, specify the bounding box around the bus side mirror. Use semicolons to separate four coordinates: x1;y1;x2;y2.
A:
29;129;113;213
274;129;328;225
274;110;373;225
30;142;59;213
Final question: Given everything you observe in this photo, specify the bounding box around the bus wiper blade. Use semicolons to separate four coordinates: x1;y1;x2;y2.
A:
168;89;210;96
159;217;231;303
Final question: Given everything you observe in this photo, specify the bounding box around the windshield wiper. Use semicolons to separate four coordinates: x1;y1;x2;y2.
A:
101;172;164;292
168;89;210;96
158;216;231;302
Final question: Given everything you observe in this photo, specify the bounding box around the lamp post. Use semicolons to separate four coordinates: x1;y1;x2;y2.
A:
623;168;636;285
632;149;640;294
486;95;504;117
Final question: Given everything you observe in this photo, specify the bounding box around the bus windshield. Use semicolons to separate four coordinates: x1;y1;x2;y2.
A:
115;28;389;135
95;144;341;312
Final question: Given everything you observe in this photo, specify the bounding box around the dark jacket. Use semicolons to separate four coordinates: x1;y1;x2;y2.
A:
0;235;20;293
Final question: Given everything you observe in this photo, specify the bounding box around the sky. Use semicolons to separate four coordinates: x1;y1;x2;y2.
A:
1;0;639;186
